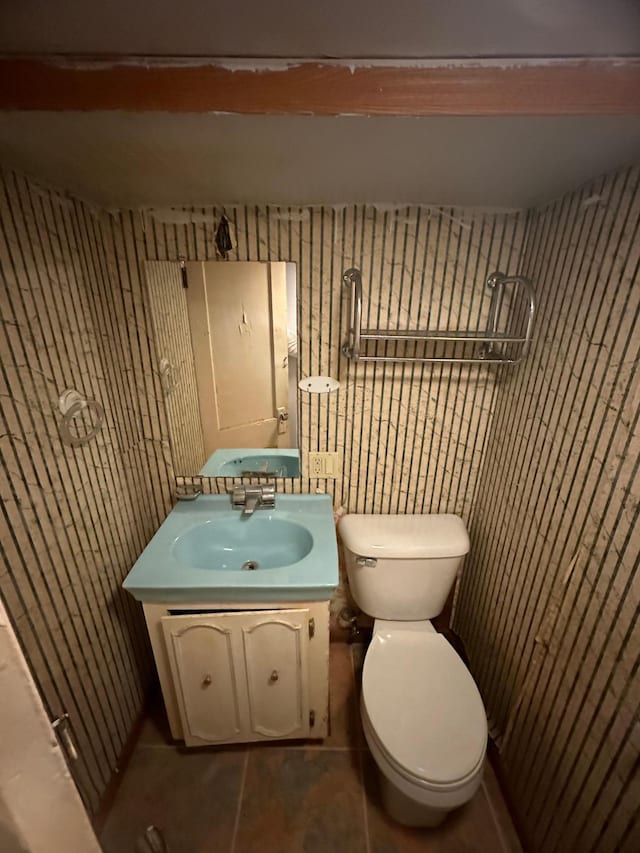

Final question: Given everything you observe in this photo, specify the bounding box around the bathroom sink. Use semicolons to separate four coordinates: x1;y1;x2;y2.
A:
199;448;300;478
123;494;337;603
172;517;313;571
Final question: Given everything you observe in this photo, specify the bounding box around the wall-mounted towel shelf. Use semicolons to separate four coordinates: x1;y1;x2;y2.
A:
341;267;535;365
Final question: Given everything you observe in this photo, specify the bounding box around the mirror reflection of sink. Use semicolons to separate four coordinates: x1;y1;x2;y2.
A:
172;517;313;571
200;448;300;478
123;494;338;603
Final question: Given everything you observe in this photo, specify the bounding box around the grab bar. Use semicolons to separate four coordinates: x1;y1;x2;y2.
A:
495;274;536;363
342;268;362;360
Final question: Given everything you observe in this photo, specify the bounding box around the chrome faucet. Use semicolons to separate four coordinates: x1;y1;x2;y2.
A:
230;484;275;517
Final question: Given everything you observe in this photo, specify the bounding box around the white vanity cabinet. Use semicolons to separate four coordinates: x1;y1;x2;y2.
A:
143;600;330;746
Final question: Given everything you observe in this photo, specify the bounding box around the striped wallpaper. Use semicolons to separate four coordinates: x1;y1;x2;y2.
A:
0;168;172;813
145;260;205;474
454;165;640;852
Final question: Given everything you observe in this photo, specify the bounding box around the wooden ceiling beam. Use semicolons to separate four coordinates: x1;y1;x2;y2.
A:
1;58;639;115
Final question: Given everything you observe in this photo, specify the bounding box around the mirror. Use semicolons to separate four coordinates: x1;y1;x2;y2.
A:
145;260;299;476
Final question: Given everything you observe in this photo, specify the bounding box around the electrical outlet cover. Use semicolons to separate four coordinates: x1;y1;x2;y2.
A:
308;452;341;479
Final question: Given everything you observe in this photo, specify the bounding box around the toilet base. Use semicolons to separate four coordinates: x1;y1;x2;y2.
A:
379;772;449;827
362;699;484;828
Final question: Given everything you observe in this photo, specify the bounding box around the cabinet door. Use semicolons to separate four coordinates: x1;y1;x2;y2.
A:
241;611;310;740
161;609;310;746
161;617;243;746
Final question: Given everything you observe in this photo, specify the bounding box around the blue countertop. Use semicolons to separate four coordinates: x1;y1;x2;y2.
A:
123;493;338;604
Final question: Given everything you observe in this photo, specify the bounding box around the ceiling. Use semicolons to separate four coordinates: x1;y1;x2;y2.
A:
0;112;638;209
0;0;639;58
0;2;638;209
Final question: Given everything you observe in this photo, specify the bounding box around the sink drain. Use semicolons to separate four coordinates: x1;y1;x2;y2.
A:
242;560;259;571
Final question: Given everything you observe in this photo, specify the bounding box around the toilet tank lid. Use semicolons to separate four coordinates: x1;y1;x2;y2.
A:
339;514;470;558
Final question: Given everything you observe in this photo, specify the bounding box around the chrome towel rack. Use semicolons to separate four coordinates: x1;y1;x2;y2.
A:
341;268;535;365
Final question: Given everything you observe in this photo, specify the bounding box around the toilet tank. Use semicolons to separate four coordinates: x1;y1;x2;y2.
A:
339;514;470;621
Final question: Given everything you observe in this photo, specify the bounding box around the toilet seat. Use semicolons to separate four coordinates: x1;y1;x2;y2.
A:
362;624;487;790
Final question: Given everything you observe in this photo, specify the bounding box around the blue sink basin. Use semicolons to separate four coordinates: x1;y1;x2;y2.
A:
123;494;338;603
172;517;313;571
199;448;300;478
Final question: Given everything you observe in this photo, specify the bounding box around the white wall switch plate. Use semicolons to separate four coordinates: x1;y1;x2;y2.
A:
308;451;341;479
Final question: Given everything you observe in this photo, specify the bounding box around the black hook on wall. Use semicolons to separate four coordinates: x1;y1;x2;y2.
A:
215;215;233;259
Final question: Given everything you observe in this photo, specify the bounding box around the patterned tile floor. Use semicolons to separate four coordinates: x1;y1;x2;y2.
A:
101;643;522;853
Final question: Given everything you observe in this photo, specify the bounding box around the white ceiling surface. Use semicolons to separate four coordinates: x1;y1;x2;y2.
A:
0;0;639;58
0;113;638;209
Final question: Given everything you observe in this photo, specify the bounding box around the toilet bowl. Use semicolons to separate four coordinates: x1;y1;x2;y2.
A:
339;513;487;827
361;620;487;826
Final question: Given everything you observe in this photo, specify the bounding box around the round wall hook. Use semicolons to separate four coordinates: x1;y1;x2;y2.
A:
58;389;85;416
58;388;104;447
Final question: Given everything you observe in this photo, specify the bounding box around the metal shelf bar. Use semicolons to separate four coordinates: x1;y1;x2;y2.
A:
341;268;535;366
357;355;520;364
360;330;528;344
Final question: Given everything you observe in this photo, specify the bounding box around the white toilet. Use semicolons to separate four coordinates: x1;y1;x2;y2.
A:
339;513;487;827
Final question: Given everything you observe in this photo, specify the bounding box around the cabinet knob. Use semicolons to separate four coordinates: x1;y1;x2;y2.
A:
269;670;279;683
202;674;212;686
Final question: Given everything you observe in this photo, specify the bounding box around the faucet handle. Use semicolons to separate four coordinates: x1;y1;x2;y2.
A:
230;484;248;509
258;484;276;506
230;483;276;511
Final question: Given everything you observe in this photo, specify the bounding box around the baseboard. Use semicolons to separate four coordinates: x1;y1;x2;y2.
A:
91;692;151;834
486;739;531;852
447;626;529;852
